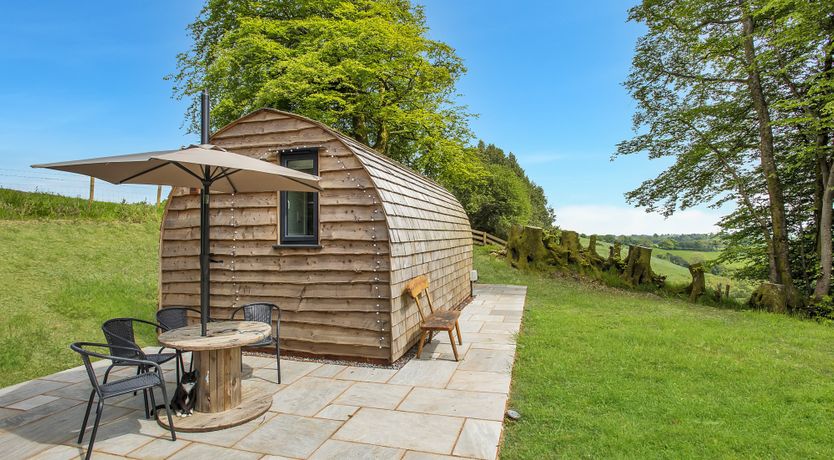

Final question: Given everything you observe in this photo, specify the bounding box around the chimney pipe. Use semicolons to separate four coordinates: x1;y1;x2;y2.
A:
200;90;210;145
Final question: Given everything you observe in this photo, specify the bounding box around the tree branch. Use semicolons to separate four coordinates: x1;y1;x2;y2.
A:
659;62;748;84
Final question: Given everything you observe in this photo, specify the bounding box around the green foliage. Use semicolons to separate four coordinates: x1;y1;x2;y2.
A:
457;164;531;239
172;1;555;236
0;188;163;223
473;246;834;458
171;0;480;184
451;141;555;238
805;296;834;324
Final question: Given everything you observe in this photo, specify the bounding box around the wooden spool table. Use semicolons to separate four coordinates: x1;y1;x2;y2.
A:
156;321;273;432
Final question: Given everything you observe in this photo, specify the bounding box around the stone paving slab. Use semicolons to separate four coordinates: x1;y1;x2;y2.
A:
0;284;525;460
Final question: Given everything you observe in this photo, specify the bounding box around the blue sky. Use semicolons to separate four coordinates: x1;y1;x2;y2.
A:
0;1;724;233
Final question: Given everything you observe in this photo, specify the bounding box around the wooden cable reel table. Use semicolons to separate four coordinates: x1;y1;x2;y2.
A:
156;321;273;432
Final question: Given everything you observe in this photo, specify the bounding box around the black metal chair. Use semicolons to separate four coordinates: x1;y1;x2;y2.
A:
70;342;176;460
101;318;179;417
229;303;281;383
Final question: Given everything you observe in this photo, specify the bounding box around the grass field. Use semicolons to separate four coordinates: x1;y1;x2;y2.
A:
0;187;162;222
474;246;834;458
0;189;161;387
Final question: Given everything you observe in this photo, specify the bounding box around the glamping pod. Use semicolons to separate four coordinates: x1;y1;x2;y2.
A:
159;109;473;362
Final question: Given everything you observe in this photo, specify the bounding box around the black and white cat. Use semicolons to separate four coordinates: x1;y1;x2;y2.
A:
171;370;198;417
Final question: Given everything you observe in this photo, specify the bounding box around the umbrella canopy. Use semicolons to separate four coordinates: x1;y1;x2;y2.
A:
32;144;321;193
33;144;321;336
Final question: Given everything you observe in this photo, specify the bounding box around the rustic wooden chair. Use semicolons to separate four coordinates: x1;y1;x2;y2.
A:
404;275;463;361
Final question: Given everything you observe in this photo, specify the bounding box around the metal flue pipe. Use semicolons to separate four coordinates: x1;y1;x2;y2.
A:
201;90;210;145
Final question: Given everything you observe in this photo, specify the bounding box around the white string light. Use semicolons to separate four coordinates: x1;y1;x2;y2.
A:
260;144;388;349
231;192;238;308
327;149;388;348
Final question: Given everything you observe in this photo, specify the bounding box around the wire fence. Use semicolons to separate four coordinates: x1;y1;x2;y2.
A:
0;167;169;204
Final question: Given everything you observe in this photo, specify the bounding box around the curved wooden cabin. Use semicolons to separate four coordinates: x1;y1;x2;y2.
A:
159;109;473;362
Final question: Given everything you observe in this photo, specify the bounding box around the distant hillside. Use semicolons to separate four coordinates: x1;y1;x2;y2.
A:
595;233;722;252
582;236;755;302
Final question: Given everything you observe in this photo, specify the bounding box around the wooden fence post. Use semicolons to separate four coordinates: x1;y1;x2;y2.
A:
156;185;163;207
88;177;95;206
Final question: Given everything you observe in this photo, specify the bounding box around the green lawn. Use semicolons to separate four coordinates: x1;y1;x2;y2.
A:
475;246;834;458
0;219;160;387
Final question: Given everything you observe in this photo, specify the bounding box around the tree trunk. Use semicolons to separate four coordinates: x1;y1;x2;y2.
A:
764;230;778;283
687;263;706;302
621;246;654;286
560;230;581;263
586;235;603;262
813;45;834;300
814;157;834;300
506;225;550;270
352;115;369;146
740;6;799;308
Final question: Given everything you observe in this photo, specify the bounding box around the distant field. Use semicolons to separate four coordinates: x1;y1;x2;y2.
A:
582;237;756;302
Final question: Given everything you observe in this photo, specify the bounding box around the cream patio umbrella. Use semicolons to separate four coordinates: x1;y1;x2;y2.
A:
33;143;321;336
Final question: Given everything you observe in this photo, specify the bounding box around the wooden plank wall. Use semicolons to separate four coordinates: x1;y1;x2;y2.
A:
340;137;474;361
159;110;392;361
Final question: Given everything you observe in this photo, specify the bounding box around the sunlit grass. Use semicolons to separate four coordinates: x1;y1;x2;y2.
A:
474;246;834;458
0;220;160;387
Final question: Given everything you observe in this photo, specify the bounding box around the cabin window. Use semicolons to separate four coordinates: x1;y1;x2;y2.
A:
279;149;319;245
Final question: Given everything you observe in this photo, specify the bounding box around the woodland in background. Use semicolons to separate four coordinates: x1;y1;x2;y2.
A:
618;0;834;316
170;0;554;239
597;233;723;251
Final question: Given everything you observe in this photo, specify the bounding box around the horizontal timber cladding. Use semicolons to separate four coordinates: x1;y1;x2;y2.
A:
161;269;389;284
158;108;472;362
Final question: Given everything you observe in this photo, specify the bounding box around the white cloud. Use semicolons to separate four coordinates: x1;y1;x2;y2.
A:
555;205;723;235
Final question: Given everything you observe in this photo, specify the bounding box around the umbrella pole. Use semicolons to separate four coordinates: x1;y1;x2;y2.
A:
200;180;211;336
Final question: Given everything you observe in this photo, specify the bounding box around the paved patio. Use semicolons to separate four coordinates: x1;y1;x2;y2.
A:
0;284;525;460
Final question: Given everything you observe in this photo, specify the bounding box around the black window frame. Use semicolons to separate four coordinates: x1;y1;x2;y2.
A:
279;148;319;246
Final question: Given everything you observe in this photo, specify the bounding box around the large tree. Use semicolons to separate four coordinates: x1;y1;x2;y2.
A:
170;0;480;186
619;0;834;309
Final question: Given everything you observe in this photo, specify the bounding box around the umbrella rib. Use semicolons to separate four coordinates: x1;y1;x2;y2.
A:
210;167;230;182
116;161;171;184
171;162;207;182
212;168;240;182
209;166;222;181
224;172;239;194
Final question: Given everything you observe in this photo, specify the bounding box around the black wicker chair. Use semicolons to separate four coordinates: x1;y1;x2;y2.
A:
229;303;281;383
70;342;176;460
101;318;179;417
155;307;202;332
156;307;203;372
